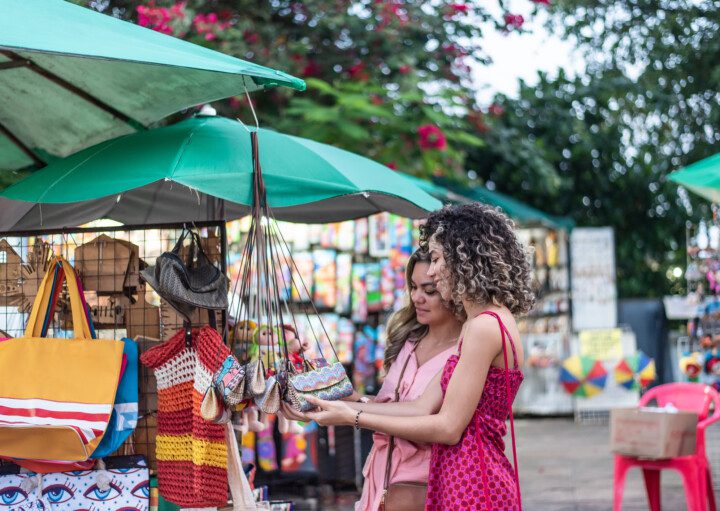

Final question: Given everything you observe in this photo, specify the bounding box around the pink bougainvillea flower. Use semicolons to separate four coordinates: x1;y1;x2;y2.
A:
488;103;505;116
228;96;242;109
531;0;551;5
302;60;322;77
170;2;186;17
348;62;370;81
136;3;181;34
449;3;469;15
399;64;412;75
193;12;230;40
370;94;384;105
386;162;398;170
504;13;525;29
243;30;259;44
468;110;490;133
418;124;448;151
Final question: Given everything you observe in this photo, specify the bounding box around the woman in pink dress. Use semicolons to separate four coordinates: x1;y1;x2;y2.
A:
355;249;462;511
285;203;534;510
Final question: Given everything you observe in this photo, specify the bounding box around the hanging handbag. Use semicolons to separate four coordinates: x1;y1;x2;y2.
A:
201;385;230;423
255;375;281;414
241;358;267;400
380;342;426;511
0;455;150;511
141;228;228;318
285;360;353;413
0;466;50;511
92;336;139;458
140;326;229;508
0;257;124;462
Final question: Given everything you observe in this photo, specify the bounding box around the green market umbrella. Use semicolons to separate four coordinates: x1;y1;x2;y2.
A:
0;0;305;171
466;185;574;230
403;174;573;230
668;153;720;202
401;174;471;205
0;116;441;230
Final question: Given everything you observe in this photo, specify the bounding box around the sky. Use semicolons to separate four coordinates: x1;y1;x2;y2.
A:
471;7;584;104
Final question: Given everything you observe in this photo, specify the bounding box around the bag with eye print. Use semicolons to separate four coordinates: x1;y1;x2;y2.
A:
0;456;149;511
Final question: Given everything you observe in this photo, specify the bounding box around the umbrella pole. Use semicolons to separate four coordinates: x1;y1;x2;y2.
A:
217;197;229;343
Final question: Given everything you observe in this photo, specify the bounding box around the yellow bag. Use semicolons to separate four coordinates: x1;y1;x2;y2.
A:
0;257;124;461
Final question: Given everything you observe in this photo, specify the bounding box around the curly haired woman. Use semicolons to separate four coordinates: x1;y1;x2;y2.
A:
283;203;534;510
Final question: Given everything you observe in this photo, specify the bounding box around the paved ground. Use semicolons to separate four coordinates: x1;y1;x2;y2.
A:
514;418;688;510
322;418;705;510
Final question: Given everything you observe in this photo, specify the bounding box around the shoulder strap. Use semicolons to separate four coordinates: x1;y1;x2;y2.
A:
382;341;420;503
479;310;519;369
25;257;91;340
478;310;522;510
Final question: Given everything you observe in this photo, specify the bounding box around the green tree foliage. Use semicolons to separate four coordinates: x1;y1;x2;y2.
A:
551;0;720;170
467;0;720;298
468;66;707;298
87;0;528;176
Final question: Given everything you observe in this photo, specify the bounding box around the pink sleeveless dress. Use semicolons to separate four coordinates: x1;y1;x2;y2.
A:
426;311;523;511
356;340;456;511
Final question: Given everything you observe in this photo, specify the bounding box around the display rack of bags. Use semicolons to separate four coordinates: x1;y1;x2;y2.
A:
0;222;228;508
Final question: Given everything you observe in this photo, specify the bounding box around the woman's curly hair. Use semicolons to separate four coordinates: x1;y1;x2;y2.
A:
420;203;535;315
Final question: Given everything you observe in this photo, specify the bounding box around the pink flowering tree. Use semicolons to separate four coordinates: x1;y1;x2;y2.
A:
83;0;548;178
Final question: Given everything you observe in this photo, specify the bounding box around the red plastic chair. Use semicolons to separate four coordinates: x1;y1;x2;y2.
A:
613;382;720;511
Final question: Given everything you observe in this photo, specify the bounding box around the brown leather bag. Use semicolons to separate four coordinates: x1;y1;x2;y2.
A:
379;342;426;511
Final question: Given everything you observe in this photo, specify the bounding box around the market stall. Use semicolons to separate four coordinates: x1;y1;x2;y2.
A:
0;115;440;508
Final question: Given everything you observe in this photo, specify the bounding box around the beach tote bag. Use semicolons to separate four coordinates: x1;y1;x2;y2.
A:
0;257;124;461
0;455;149;511
92;337;139;458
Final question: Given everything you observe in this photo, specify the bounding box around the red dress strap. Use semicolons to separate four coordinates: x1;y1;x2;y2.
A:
477;310;523;510
478;310;520;370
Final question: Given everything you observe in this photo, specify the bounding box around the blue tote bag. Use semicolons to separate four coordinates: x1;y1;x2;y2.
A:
92;336;139;458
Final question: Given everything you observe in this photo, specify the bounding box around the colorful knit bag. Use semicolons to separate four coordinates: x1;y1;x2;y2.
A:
140;326;230;507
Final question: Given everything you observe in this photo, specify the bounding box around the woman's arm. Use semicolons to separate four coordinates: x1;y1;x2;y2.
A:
304;316;502;445
281;372;444;422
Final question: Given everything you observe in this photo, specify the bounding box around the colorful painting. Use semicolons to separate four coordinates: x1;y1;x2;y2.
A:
366;262;382;313
313;249;337;308
369;213;391;257
336;317;355;364
355;218;369;254
351;263;368;323
291;251;314;302
335;253;353;315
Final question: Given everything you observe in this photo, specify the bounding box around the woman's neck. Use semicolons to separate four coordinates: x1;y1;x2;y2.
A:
462;299;495;319
425;316;462;346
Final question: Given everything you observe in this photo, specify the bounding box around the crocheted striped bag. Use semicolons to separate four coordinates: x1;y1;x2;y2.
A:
140;326;229;508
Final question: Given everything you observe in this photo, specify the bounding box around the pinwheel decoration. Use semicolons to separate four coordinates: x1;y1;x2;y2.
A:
614;351;656;390
559;355;608;398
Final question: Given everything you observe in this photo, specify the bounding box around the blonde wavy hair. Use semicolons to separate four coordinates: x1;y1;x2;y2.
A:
420;203;535;315
383;249;431;371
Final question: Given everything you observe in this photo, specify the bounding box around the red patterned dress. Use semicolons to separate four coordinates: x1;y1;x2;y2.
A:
426;311;523;510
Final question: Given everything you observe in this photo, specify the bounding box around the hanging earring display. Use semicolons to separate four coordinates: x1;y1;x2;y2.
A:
229;131;352;413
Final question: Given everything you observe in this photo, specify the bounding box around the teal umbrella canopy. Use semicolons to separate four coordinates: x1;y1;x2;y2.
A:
0;116;441;229
400;174;471;205
0;0;305;172
405;174;574;230
668;152;720;203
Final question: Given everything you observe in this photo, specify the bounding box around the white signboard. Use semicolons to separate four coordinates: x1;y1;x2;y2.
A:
571;227;617;331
